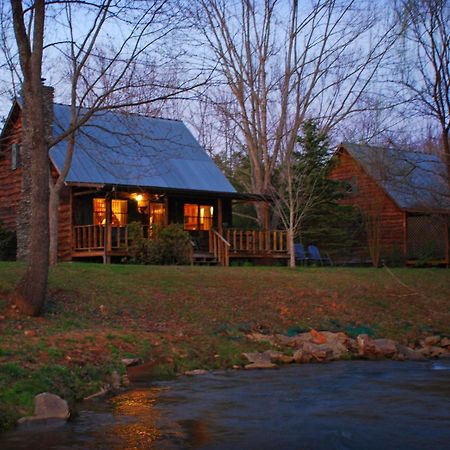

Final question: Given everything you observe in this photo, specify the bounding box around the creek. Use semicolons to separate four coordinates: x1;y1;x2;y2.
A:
2;360;450;450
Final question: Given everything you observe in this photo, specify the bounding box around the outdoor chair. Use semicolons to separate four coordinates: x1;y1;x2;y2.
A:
307;245;333;266
294;243;310;265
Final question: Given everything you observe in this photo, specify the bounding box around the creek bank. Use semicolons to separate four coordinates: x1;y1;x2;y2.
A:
16;330;450;427
180;330;450;373
239;330;450;368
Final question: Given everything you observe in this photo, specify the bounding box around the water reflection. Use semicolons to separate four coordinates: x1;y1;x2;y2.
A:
107;388;163;449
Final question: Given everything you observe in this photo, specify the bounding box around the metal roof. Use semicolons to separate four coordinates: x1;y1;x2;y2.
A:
49;104;236;194
341;143;450;212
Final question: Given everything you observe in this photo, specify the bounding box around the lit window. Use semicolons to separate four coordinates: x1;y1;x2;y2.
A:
150;203;165;226
93;198;128;226
184;204;214;230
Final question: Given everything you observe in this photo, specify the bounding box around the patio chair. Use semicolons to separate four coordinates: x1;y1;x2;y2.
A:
294;243;310;265
307;245;333;266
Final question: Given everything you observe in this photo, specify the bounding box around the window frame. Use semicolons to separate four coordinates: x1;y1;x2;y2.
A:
183;203;214;231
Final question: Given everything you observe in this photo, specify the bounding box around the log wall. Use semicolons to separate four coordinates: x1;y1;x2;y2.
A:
330;149;406;259
0;110;72;261
0;113;22;232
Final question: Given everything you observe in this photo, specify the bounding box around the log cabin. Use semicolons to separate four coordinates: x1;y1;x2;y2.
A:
330;143;450;265
0;95;288;265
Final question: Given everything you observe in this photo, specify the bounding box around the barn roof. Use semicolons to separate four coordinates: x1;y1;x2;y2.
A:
47;104;237;194
340;143;450;213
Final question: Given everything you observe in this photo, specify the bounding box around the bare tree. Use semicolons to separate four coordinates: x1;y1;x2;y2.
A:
9;0;49;315
190;0;396;264
396;0;450;180
4;0;205;314
47;0;203;265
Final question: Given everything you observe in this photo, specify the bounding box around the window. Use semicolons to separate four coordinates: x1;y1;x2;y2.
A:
150;203;165;226
184;204;214;231
11;144;20;170
341;176;358;195
93;198;128;226
93;198;106;224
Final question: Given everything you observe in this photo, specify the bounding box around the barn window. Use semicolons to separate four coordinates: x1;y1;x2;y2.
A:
11;144;20;170
93;198;128;226
342;176;358;195
184;204;214;230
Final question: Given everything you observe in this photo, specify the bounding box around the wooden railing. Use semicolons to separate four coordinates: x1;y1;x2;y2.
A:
208;229;231;266
73;225;129;252
73;225;288;264
225;228;288;254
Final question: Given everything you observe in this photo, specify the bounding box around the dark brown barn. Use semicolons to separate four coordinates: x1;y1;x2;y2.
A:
0;97;288;265
330;143;450;265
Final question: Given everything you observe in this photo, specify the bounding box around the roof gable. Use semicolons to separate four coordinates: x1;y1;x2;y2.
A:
340;143;450;213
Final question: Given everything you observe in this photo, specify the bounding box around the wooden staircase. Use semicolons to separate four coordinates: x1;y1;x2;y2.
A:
193;251;218;266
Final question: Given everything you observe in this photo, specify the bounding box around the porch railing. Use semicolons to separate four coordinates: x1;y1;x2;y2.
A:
72;225;129;252
224;228;288;254
208;229;231;266
73;225;289;262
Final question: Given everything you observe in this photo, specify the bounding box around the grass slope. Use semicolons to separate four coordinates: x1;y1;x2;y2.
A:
0;262;449;431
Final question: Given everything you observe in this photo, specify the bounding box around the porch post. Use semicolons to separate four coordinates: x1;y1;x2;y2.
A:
264;201;270;252
164;196;169;226
217;198;223;235
103;193;112;264
445;215;449;268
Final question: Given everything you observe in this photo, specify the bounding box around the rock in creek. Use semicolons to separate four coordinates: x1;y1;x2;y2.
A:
242;352;278;369
396;345;426;361
185;369;209;376
121;358;143;367
18;393;70;426
356;335;397;359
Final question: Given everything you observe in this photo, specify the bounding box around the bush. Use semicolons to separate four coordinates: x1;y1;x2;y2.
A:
128;222;192;265
0;221;16;261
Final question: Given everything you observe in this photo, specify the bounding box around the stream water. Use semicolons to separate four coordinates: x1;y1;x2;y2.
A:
1;360;450;450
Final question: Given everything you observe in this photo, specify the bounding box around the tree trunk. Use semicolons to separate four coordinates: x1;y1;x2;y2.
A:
10;0;49;316
443;130;450;188
11;84;49;316
288;227;296;269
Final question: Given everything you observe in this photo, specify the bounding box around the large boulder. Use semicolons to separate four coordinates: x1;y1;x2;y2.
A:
242;352;278;369
291;331;350;362
294;342;331;363
396;344;426;361
356;335;397;359
263;350;295;364
34;393;70;419
18;393;70;426
420;345;449;358
423;335;441;346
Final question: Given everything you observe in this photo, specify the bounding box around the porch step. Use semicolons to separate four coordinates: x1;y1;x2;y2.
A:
193;252;218;266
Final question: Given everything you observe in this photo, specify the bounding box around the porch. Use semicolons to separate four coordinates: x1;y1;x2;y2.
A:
71;224;289;266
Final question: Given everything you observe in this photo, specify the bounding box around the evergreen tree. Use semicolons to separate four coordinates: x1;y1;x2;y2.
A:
294;120;364;259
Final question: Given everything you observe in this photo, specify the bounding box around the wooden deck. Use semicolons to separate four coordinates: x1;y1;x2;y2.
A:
72;225;289;265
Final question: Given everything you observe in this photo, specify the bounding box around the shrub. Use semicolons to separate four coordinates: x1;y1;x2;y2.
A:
127;222;192;265
0;221;16;261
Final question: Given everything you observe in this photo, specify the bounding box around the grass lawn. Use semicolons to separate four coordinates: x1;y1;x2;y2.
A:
0;261;449;430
